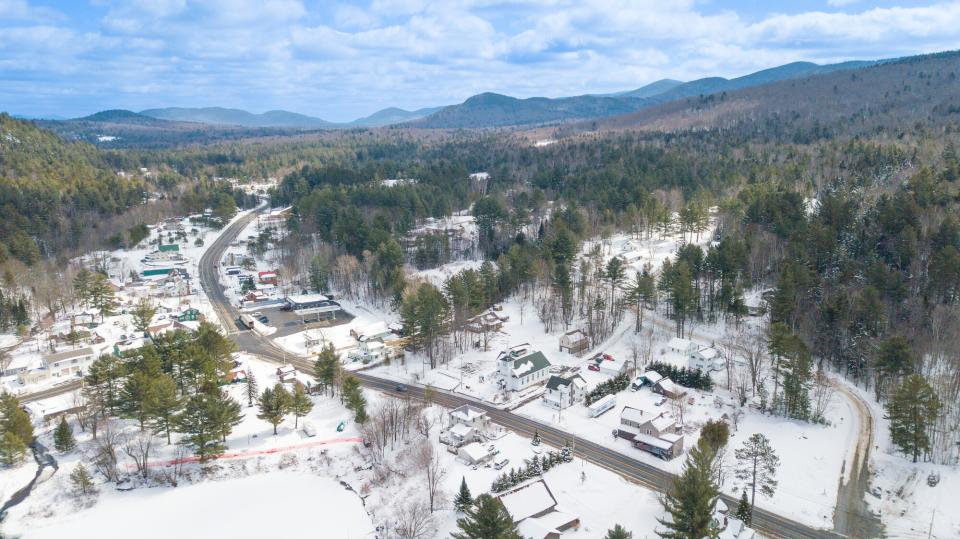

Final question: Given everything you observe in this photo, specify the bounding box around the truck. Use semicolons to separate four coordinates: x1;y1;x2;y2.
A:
239;314;257;329
588;394;617;418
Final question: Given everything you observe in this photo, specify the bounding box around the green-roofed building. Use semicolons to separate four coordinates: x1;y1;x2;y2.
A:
497;344;552;391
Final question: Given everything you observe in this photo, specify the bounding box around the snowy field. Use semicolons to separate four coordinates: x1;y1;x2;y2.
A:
9;472;374;539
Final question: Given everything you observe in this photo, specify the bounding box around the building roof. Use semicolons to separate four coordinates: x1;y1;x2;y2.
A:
497;480;557;522
506;351;551;377
696;347;719;360
641;370;664;384
546;373;586;391
561;329;587;341
285;293;328;304
647;414;677;433
45;347;94;363
656;378;685;396
601;356;628;372
451;405;486;422
634;432;674;451
449;422;474;438
458;442;489;462
621;406;644;424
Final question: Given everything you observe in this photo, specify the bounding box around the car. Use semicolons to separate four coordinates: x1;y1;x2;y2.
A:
258;315;269;323
655;398;666;407
494;458;510;470
394;384;407;392
252;311;263;317
588;363;601;371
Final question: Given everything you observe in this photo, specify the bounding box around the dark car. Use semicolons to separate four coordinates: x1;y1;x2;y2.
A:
394;384;407;392
258;316;269;323
588;363;601;371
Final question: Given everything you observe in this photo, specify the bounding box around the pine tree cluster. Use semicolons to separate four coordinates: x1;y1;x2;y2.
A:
585;372;631;405
490;444;573;493
0;393;33;466
647;361;713;391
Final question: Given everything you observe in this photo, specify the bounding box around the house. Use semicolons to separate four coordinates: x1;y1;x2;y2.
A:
599;356;629;377
496;480;580;539
450;405;489;429
654;378;687;399
276;364;297;383
637;370;665;387
615;407;684;459
668;337;698;356
689;346;723;372
465;310;509;333
44;347;95;378
442;422;479;448
542;374;587;410
457;442;493;465
348;340;387;364
258;271;278;285
18;368;50;385
350;322;393;342
497;346;552;392
558;329;588;354
177;308;202;322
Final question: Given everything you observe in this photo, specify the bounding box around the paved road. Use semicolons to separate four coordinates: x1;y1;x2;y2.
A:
23;204;846;539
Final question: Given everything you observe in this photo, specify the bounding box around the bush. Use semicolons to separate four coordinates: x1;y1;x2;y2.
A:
648;361;713;391
585;373;631;405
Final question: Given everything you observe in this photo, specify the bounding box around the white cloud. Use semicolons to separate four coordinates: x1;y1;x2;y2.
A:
1;0;959;120
828;0;860;7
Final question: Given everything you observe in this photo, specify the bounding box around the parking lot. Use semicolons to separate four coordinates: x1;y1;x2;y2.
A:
257;305;356;338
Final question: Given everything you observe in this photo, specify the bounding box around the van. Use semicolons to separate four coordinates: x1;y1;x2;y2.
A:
494;458;510;470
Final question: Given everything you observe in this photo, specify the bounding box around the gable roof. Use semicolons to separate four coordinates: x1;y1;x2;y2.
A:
621;406;645;424
545;375;571;391
497;479;558;522
508;351;551;377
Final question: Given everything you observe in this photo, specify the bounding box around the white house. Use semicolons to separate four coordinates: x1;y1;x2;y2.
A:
450;405;488;429
689;346;724;372
443;422;478;448
668;337;697;356
457;442;493;465
497;346;552;392
542;374;587;410
44;347;95;378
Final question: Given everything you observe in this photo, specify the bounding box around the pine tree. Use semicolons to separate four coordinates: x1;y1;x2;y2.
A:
313;344;339;396
734;433;780;510
70;463;95;496
119;370;156;431
289;385;313;429
886;374;942;462
734;490;752;526
208;388;244;443
244;369;259;407
53;416;76;452
656;444;720;539
605;524;633;539
451;494;521;539
454;476;473;512
0;393;34;446
530;455;542;476
174;391;225;461
561;440;573;462
0;430;27;465
258;384;291;435
145;374;183;444
341;374;367;423
531;429;541;446
131;298;157;335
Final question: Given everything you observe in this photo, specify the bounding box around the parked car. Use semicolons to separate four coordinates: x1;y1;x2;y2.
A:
588;363;601;372
258;315;269;323
494;458;510;470
655;397;666;407
394;384;407;392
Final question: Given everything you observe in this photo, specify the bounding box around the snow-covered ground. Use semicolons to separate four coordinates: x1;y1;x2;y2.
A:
10;472;374;539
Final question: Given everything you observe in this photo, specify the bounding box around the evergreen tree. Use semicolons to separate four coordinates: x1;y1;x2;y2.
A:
88;272;116;322
258;384;291;435
341;374;367;424
131;298;157;335
454;476;474;512
605;524;633;539
0;430;27;465
0;393;34;446
560;440;573;462
174;391;225;461
530;455;542;476
734;490;752;526
531;429;541;446
145;374;182;444
70;463;95;496
53;416;76;452
313;344;339;396
656;444;720;539
886;374;942;462
451;493;521;539
118;370;156;431
734;433;780;510
289;385;313;429
244;370;259;407
208;388;244;443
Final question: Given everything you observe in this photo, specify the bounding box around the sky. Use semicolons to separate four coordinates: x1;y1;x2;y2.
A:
1;0;959;122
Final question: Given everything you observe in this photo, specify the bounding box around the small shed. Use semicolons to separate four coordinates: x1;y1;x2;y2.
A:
559;329;588;354
457;442;492;465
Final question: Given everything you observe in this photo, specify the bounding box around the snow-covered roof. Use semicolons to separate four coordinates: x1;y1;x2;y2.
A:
656;378;684;396
449;422;474;438
661;432;683;443
285;293;328;305
634;432;674;450
696;347;719;359
497;480;557;522
641;370;664;384
451;405;486;422
46;347;94;364
458;442;488;462
621;406;644;424
668;337;694;351
504;350;551;377
648;414;677;433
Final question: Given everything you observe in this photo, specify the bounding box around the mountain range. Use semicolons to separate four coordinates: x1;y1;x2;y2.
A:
62;57;878;133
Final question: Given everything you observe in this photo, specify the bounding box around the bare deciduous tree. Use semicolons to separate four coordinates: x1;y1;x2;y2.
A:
123;433;154;479
394;497;436;539
415;440;447;512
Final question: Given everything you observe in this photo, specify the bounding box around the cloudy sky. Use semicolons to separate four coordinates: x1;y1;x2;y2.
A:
2;0;959;121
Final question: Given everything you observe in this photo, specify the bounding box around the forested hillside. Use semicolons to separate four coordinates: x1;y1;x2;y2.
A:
0;113;145;264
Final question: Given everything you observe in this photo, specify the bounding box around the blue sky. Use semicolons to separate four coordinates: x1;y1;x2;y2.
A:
1;0;958;121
